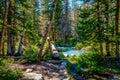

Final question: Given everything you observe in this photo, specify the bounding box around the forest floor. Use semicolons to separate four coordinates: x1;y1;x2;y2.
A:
8;58;120;80
10;60;70;80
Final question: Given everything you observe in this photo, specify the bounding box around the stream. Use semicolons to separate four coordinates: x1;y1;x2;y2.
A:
57;47;86;57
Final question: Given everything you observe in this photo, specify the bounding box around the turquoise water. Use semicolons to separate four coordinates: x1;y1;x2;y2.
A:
57;47;85;56
63;50;85;56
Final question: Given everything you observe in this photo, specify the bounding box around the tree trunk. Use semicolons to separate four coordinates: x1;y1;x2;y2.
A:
37;0;56;60
17;28;25;56
64;0;69;44
0;0;9;54
97;0;103;55
100;43;103;55
104;2;110;56
2;41;5;56
115;0;120;57
11;2;17;55
7;28;12;55
7;0;13;56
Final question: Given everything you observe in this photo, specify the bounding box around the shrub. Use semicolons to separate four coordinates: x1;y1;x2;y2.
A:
59;53;65;60
22;45;38;62
0;59;22;80
75;42;84;50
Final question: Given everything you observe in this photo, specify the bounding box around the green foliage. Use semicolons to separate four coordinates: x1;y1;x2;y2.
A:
55;38;78;46
59;53;65;60
0;58;8;70
76;52;105;73
75;42;84;50
0;69;22;80
0;59;22;80
22;45;38;62
67;52;120;78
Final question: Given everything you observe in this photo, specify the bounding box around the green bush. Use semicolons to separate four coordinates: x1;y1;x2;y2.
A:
76;52;105;72
22;45;38;62
75;42;84;50
0;69;22;80
0;59;22;80
59;53;65;60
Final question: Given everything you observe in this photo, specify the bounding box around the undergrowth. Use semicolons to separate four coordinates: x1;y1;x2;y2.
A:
67;52;120;79
0;58;22;80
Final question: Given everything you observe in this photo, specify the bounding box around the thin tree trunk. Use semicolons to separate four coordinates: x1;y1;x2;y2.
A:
64;0;69;44
2;41;5;56
37;0;56;60
7;28;12;55
7;0;13;56
104;2;110;56
115;0;120;57
97;0;103;55
100;43;103;55
11;2;17;55
17;28;25;56
0;0;9;54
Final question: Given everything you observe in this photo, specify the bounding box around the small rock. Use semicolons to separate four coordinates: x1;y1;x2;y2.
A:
64;54;68;57
26;69;33;72
22;72;43;80
52;53;60;60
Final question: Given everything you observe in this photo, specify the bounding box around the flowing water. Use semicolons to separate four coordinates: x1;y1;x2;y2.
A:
57;47;85;57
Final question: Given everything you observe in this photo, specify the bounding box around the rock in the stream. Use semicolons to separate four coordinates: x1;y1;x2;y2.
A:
22;72;43;80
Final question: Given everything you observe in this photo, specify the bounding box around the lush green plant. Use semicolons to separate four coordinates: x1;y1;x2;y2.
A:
0;69;22;80
59;53;65;60
75;42;84;50
0;59;22;80
67;52;120;78
22;45;38;62
76;52;105;73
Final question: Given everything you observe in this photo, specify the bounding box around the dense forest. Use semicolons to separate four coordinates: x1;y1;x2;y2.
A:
0;0;120;80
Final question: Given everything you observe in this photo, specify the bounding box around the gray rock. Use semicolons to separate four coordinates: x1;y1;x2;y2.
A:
22;72;43;80
52;53;60;60
26;69;33;73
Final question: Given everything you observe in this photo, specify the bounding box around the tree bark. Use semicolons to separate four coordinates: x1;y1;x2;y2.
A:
115;0;120;57
17;28;25;56
37;0;56;60
11;1;17;55
7;28;12;55
0;0;9;54
64;0;69;44
97;0;103;55
104;2;110;56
